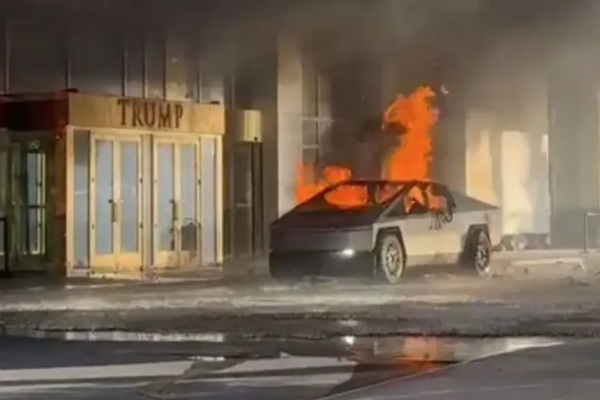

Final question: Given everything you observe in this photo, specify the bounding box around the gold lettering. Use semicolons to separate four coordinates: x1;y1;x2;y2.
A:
174;104;184;129
158;104;172;128
117;98;184;129
132;101;143;127
143;102;156;127
117;99;130;126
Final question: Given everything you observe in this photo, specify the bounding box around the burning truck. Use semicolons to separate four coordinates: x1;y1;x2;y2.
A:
269;86;502;284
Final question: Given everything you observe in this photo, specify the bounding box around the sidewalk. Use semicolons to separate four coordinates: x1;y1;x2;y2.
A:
0;256;270;291
153;256;269;283
0;250;597;305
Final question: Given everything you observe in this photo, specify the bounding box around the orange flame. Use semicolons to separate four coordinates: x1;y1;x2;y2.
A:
295;85;439;208
382;86;439;182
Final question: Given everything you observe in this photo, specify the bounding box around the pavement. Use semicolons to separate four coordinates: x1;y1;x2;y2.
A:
2;250;600;339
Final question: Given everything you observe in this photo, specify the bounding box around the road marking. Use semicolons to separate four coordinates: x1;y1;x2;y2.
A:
0;361;193;383
3;328;225;343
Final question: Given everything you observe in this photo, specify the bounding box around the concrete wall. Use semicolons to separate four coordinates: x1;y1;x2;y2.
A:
548;51;600;248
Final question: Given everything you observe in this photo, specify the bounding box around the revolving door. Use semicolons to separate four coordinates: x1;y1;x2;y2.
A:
0;135;55;272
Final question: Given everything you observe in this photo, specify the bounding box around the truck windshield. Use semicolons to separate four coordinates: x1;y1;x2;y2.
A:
294;182;404;213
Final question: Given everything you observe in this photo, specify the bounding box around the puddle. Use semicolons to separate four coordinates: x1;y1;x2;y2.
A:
344;335;562;363
3;326;562;363
0;329;565;399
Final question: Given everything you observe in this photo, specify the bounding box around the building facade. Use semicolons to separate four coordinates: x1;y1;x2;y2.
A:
1;1;599;280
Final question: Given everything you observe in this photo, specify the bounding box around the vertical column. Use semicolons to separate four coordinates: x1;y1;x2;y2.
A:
276;34;304;216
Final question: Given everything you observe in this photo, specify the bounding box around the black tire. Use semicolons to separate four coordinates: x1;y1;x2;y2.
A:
375;232;406;284
466;229;492;277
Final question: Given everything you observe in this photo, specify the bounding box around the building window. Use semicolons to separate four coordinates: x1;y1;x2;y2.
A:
301;55;332;167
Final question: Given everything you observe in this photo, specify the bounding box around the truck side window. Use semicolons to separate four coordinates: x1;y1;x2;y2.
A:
388;187;430;217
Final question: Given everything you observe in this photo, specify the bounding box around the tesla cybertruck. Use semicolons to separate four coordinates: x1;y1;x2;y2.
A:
269;180;501;283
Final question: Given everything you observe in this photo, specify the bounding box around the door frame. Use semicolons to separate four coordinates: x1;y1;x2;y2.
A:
152;134;201;269
89;131;143;275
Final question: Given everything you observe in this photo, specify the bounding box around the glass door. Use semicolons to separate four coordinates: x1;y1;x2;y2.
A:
153;138;200;268
179;142;201;265
24;150;47;257
90;134;143;276
118;138;143;269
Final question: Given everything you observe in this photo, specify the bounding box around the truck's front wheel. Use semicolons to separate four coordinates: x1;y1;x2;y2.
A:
376;232;406;284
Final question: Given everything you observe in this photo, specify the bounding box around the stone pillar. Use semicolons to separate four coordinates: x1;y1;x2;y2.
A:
276;35;304;216
257;34;307;246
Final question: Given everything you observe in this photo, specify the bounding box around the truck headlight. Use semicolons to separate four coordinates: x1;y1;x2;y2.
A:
341;248;356;257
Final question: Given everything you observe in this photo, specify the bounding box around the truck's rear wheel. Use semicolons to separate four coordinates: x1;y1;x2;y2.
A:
376;232;406;284
467;229;492;277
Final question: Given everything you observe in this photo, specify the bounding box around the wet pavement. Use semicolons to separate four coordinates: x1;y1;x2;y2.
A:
0;334;562;399
4;273;600;339
2;251;600;340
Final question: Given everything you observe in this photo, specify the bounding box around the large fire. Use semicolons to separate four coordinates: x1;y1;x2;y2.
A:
295;85;439;208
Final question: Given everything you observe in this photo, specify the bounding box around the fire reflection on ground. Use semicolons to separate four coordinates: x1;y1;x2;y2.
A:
327;336;450;397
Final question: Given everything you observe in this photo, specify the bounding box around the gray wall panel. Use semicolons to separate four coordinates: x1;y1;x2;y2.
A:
125;34;144;98
69;23;123;96
8;20;65;93
145;34;165;99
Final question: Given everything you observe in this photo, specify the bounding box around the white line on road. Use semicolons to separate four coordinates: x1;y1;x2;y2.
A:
0;361;193;383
